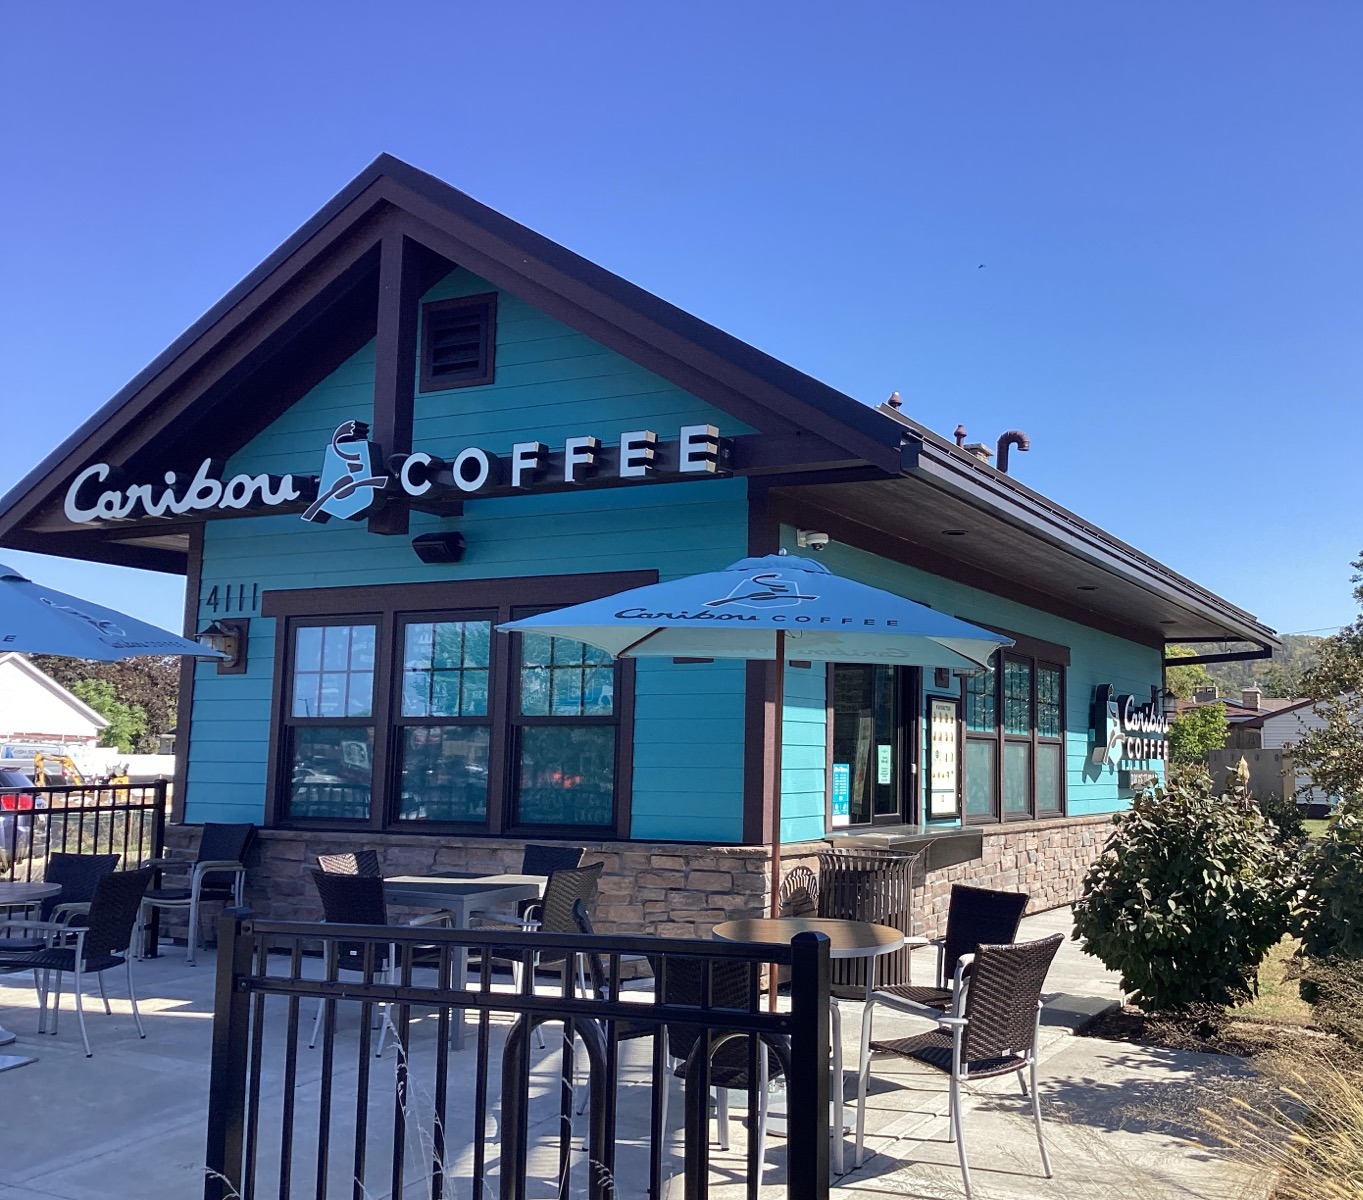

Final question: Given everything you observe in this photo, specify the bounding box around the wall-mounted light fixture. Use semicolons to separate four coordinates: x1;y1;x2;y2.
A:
197;618;249;675
412;531;467;564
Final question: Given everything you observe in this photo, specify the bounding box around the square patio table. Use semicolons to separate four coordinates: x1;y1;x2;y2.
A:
383;872;546;1049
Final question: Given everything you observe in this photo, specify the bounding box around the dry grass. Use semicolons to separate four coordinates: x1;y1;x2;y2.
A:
1237;938;1315;1029
1201;1046;1363;1200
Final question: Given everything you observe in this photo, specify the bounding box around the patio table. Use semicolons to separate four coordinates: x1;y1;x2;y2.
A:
713;916;903;1175
383;872;546;1049
0;880;62;1071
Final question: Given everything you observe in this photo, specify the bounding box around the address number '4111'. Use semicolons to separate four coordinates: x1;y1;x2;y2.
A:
204;583;259;614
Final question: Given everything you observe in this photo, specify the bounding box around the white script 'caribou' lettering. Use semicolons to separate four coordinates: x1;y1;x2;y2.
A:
64;461;305;524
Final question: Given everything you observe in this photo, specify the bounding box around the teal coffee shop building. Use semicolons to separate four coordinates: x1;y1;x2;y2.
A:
0;157;1278;936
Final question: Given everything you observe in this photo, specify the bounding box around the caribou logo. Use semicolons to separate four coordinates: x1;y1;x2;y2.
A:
706;571;819;611
302;421;389;523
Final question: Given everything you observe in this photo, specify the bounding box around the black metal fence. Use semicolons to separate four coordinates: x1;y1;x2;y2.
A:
206;916;831;1200
0;780;167;881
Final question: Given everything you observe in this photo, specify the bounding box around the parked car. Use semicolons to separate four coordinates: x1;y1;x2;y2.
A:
0;767;46;866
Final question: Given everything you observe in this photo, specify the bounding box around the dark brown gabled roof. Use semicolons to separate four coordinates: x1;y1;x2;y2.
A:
0;153;902;573
0;154;1279;651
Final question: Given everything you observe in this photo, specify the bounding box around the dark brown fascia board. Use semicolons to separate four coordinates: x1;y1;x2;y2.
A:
2;529;186;575
899;440;1279;651
0;153;905;548
0;190;402;542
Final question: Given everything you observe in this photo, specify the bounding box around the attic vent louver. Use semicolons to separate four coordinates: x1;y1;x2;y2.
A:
420;293;497;391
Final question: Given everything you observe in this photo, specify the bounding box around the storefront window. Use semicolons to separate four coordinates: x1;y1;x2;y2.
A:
963;652;1067;823
272;587;630;834
964;739;996;818
285;622;378;820
395;618;493;824
514;635;616;827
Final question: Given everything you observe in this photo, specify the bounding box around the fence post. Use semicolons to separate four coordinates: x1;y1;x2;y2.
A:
204;913;254;1200
147;779;169;956
788;931;831;1200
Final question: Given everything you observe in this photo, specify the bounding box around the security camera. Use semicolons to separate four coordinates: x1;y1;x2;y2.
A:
797;529;831;551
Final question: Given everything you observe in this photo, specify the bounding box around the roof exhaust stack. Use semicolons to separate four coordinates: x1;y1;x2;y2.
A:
996;430;1031;474
953;424;968;447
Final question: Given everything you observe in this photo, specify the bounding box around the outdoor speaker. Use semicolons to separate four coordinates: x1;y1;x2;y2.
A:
411;531;466;564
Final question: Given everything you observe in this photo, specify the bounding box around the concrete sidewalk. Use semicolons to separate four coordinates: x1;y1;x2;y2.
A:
0;907;1261;1200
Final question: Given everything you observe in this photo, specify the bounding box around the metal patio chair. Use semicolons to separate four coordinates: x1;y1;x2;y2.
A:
0;867;154;1057
139;822;256;964
869;933;1064;1197
308;870;450;1057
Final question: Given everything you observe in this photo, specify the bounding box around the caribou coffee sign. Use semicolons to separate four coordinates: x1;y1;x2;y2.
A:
1091;683;1168;768
63;420;728;526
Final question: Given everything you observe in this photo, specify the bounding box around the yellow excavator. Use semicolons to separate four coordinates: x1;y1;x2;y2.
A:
31;752;130;787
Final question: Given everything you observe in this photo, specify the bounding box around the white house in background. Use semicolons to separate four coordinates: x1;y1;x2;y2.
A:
0;653;108;748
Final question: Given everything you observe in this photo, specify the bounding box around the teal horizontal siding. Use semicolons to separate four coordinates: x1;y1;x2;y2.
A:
186;268;753;840
780;531;1163;835
780;661;827;844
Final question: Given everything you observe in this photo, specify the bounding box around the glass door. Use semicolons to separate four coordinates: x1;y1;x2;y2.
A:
831;664;907;826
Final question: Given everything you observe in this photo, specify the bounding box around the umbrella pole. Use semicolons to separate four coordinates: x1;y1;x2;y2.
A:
768;628;785;922
766;629;787;1013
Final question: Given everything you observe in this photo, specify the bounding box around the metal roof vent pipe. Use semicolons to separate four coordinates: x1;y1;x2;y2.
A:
996;430;1031;474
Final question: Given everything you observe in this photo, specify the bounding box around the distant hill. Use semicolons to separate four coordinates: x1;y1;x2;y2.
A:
1204;633;1323;699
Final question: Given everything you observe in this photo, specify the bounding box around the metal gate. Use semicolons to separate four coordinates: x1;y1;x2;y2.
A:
205;916;831;1200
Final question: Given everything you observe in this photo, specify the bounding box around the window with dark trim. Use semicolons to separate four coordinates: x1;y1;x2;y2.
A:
419;293;497;392
512;627;617;828
265;573;650;836
963;653;1067;823
284;620;379;821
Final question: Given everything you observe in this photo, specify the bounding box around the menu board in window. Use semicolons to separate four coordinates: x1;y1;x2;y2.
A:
929;697;961;818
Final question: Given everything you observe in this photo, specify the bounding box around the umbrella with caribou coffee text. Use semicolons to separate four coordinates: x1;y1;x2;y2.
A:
499;552;1011;918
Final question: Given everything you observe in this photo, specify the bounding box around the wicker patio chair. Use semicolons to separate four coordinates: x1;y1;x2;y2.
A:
778;864;819;917
876;884;1030;1013
316;849;381;877
573;901;785;1182
0;867;154;1057
473;862;604;976
520;843;586;877
869;933;1064;1196
307;870;449;1057
139;822;256;964
0;852;120;951
816;847;925;994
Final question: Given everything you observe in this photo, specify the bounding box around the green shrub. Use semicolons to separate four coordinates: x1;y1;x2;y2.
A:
1072;769;1295;1012
1301;957;1363;1049
1257;787;1308;845
1297;804;1363;1006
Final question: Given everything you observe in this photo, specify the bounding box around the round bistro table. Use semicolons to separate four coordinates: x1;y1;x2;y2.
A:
0;880;62;1069
712;916;904;1175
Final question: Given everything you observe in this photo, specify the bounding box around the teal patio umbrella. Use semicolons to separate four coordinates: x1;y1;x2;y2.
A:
501;553;1011;917
0;561;218;661
0;559;220;1070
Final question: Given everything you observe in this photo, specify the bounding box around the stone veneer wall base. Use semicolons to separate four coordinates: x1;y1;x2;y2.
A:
157;814;1115;947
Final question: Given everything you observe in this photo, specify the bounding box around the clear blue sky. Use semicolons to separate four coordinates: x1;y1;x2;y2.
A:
2;2;1359;639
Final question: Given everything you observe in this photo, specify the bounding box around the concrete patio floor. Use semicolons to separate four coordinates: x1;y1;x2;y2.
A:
0;908;1262;1200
